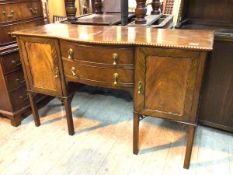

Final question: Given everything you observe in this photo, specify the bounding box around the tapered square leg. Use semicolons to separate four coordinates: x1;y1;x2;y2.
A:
28;92;40;127
183;125;196;169
133;113;140;154
63;97;75;136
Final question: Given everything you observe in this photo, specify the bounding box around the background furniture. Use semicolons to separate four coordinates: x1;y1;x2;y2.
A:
14;24;214;168
177;0;233;132
0;0;46;126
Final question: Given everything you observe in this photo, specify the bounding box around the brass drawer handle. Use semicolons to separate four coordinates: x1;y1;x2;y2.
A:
138;81;143;95
2;10;6;16
19;95;29;101
7;10;14;18
16;78;25;84
54;67;59;78
30;7;38;15
11;60;21;66
113;73;119;86
68;48;74;60
71;67;77;76
112;53;118;65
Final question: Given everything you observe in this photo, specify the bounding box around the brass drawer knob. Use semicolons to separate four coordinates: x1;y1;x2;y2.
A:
112;53;118;65
113;73;119;86
54;67;59;78
68;48;74;60
71;67;77;76
138;81;143;95
11;60;21;66
16;78;25;84
19;95;29;101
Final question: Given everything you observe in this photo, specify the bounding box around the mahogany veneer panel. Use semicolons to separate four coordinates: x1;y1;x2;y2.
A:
145;56;191;116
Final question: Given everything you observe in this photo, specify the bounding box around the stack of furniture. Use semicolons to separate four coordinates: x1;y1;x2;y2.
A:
64;0;173;27
177;0;233;132
0;0;45;126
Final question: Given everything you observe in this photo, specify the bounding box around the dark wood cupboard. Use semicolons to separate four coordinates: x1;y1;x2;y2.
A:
177;0;233;132
0;0;45;126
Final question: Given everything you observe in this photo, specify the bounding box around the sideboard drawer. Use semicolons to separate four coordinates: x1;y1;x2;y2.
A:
5;69;25;91
60;40;134;66
63;60;134;88
0;1;43;24
1;52;21;74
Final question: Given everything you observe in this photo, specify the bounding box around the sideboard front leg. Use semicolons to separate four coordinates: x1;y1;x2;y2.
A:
183;125;196;169
28;92;41;127
133;112;141;154
63;97;75;136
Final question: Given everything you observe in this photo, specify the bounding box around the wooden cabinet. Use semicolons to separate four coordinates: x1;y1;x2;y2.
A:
16;36;74;135
0;0;45;126
134;47;207;169
134;47;206;124
17;37;64;97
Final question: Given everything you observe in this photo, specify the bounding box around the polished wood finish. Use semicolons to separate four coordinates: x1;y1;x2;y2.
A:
13;24;214;168
13;24;214;50
17;36;74;135
151;0;161;15
64;0;77;22
177;0;233;132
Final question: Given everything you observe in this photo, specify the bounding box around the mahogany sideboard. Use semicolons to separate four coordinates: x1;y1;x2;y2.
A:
13;24;214;168
0;0;45;126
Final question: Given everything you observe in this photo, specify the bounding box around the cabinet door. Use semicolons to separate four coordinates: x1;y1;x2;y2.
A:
17;36;64;97
134;47;206;124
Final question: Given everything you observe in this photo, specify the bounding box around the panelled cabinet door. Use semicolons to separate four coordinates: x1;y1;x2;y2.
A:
134;47;206;124
17;37;64;97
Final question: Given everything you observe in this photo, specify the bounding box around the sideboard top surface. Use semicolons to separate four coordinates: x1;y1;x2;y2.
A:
13;23;214;51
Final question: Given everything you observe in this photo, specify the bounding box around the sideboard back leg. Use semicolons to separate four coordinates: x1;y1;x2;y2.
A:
183;125;196;169
28;92;41;127
133;112;140;154
63;97;75;136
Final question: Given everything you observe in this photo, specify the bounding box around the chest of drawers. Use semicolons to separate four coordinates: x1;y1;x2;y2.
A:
0;0;45;126
0;0;44;46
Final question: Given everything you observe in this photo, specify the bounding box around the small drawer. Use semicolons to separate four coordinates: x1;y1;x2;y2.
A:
63;60;134;88
0;2;43;24
1;52;21;74
5;70;25;91
60;40;134;66
10;86;29;111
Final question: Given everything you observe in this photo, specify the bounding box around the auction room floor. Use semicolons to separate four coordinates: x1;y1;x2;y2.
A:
0;87;232;175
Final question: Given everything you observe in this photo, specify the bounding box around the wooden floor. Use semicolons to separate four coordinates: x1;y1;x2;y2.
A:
0;87;232;175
